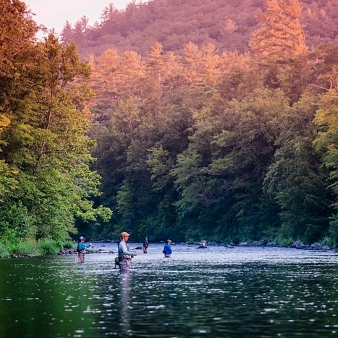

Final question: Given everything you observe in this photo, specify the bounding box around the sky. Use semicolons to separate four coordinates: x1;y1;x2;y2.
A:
24;0;132;35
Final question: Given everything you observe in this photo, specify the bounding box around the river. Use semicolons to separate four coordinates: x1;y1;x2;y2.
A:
1;243;338;337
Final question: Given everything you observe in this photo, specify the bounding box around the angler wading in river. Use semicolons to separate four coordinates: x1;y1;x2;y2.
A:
118;232;138;273
76;236;92;264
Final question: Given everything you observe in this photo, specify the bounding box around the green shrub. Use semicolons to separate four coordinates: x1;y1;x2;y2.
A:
329;218;338;246
276;237;294;247
38;238;62;255
0;242;10;258
62;239;75;249
11;239;40;256
0;238;76;257
0;203;37;241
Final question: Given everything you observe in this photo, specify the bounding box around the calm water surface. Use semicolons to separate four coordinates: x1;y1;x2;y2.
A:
1;244;338;337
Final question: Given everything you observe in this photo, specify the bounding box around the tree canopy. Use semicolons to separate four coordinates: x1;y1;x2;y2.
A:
61;0;338;58
83;0;338;245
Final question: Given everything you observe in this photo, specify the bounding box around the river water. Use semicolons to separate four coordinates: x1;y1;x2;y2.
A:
1;243;338;337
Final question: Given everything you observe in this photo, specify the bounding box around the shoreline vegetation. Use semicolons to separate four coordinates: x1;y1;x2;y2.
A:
0;238;334;259
0;238;116;259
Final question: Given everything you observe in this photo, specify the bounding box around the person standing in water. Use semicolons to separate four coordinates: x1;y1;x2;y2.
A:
143;237;149;253
76;236;92;264
163;239;172;258
118;232;138;273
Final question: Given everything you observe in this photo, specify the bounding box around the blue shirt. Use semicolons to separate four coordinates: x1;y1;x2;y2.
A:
77;242;91;251
163;243;172;255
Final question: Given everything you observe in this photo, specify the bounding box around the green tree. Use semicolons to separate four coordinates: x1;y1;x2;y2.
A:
0;0;37;232
218;51;263;101
0;31;111;241
314;89;338;244
264;95;331;242
205;89;288;241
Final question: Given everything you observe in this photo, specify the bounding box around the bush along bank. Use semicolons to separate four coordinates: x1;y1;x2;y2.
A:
0;238;74;258
0;238;116;258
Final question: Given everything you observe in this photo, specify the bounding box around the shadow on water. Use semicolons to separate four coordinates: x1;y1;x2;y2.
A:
1;244;338;337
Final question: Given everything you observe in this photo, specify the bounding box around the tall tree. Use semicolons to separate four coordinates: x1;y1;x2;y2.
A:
0;0;37;206
200;43;220;86
0;30;111;241
60;21;74;44
249;0;307;63
314;89;338;243
264;94;331;242
182;42;203;85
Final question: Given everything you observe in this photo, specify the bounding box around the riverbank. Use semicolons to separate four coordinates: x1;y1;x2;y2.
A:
0;238;75;259
0;238;335;259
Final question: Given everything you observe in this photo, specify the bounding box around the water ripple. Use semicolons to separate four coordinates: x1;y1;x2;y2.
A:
1;244;338;337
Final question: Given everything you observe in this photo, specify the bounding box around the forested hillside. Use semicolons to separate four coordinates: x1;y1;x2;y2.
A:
2;0;338;251
76;0;338;245
61;0;338;58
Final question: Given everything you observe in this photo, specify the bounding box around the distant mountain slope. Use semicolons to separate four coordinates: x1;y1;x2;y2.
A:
60;0;338;58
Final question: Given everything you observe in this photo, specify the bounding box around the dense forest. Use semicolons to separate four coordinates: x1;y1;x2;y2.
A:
74;0;338;245
2;0;338;254
61;0;338;58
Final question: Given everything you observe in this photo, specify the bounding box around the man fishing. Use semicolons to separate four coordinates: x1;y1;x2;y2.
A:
76;236;92;264
143;236;149;253
118;232;138;273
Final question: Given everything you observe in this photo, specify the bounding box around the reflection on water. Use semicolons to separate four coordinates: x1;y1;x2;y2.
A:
1;245;338;337
120;272;132;336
